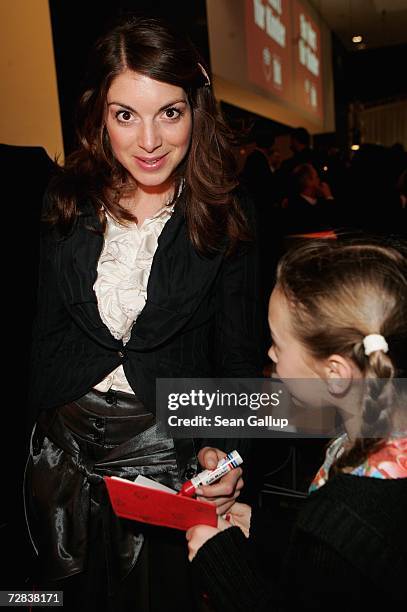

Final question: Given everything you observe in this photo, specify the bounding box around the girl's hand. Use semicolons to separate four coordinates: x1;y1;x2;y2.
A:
196;447;244;515
226;502;251;537
186;525;221;561
185;510;247;562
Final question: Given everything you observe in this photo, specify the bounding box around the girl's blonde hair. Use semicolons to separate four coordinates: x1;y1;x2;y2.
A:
276;239;407;472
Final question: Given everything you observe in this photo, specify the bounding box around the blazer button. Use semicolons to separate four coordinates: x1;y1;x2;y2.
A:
118;351;124;358
105;390;117;405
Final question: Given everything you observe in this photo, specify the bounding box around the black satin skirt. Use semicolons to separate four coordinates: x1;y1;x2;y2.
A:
24;389;203;612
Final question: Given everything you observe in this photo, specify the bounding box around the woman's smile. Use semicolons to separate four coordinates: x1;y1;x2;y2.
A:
106;71;192;191
133;152;169;171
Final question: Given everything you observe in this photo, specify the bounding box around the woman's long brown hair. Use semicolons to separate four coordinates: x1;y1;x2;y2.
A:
46;17;250;255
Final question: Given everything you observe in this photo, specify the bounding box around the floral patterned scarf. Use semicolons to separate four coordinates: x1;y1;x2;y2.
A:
309;435;407;493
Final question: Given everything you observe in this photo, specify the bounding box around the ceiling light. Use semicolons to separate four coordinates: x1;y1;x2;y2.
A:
352;35;363;43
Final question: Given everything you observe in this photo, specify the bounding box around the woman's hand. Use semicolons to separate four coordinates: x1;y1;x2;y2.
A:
318;181;333;199
196;447;244;515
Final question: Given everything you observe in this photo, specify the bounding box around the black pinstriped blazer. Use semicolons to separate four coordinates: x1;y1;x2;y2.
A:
28;188;263;445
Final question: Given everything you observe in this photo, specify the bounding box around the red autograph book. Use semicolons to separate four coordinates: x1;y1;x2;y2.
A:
104;475;217;531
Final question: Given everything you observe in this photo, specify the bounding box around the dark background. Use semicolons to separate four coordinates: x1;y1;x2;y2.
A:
49;0;407;153
2;0;405;592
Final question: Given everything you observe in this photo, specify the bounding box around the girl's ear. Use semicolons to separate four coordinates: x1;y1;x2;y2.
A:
323;354;354;396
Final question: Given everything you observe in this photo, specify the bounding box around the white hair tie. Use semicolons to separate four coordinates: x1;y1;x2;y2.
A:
363;334;389;356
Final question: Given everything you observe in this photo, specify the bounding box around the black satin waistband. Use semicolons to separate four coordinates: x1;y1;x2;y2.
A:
74;388;149;415
54;389;155;448
27;388;196;586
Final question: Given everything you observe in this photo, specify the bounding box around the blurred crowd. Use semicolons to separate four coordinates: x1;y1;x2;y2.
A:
241;126;406;241
239;125;407;357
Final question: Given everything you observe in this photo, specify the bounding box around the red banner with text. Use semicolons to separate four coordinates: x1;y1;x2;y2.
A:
245;0;323;121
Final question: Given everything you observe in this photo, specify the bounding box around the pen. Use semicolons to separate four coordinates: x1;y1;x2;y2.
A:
178;450;243;497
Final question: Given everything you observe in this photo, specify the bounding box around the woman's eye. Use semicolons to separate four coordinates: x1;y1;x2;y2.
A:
116;110;133;123
164;107;181;120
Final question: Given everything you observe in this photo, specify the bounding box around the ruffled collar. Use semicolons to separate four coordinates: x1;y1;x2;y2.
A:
105;202;174;231
94;200;175;344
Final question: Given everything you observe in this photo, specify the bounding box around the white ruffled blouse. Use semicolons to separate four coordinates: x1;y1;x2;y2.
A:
93;205;174;393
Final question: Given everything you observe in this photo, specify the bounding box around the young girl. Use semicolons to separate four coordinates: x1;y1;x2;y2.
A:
187;239;407;610
25;17;261;611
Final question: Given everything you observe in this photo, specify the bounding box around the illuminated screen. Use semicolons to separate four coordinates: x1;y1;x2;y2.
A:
292;0;323;120
207;0;334;132
245;0;293;103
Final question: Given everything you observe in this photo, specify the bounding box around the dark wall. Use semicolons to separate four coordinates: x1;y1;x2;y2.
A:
329;38;407;149
345;43;407;104
48;0;208;155
331;33;349;150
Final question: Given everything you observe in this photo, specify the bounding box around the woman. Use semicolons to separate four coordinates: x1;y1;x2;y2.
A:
187;239;407;610
25;17;262;611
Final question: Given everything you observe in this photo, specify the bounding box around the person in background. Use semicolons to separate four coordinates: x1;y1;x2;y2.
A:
25;17;262;611
397;169;407;210
283;163;337;237
280;126;318;176
267;146;281;175
241;129;280;357
395;168;407;239
241;130;277;209
187;239;407;610
0;144;55;587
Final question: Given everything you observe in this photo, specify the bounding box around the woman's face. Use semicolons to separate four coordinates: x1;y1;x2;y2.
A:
105;70;192;190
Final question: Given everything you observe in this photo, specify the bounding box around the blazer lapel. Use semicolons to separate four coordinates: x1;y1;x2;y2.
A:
55;195;224;353
127;200;224;351
55;210;122;350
